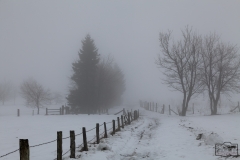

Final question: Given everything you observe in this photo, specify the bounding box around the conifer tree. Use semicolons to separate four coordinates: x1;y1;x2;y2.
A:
67;35;100;113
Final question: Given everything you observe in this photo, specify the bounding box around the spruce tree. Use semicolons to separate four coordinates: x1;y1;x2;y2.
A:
67;35;100;114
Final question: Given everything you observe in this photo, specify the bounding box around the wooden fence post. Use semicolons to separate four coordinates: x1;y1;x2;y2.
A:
104;122;107;138
62;105;65;115
117;117;120;131
19;139;29;160
193;103;194;114
18;109;20;117
112;120;115;135
96;123;100;144
169;105;171;115
128;112;131;124
133;111;135;120
129;112;132;122
156;103;158;112
138;109;139;118
57;131;62;160
82;127;88;151
123;108;126;115
121;115;124;128
70;130;75;158
46;108;48;115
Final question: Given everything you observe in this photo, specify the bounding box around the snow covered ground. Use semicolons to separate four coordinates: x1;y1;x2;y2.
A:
0;105;123;160
1;105;240;160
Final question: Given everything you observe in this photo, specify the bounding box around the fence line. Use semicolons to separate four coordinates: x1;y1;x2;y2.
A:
141;101;179;115
142;101;240;116
0;109;140;160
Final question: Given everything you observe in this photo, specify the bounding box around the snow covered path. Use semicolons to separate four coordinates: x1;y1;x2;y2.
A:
153;114;215;160
80;110;218;160
79;116;161;160
78;109;239;160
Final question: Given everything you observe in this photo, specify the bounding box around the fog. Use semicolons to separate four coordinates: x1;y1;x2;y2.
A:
0;1;240;105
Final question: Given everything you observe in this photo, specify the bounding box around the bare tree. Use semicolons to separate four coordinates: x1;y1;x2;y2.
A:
156;27;203;116
0;80;13;105
20;78;51;114
200;34;240;115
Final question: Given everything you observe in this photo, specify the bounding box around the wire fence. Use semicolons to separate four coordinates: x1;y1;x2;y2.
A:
0;109;139;159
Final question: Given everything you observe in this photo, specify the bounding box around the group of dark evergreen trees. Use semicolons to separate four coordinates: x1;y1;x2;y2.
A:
67;35;125;114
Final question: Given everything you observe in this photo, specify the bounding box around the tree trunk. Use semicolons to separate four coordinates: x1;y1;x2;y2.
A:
181;92;192;116
181;101;189;116
181;107;187;116
181;93;187;116
212;99;218;115
210;91;220;115
210;98;214;115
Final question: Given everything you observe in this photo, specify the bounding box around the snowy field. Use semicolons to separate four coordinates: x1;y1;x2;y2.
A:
1;105;240;160
0;105;125;160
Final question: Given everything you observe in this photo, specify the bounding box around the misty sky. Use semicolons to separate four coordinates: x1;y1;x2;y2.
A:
0;1;240;104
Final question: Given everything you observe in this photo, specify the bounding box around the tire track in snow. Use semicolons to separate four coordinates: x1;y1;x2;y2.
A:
106;117;161;160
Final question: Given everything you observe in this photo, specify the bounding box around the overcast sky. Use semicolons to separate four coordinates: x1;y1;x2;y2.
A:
0;1;240;105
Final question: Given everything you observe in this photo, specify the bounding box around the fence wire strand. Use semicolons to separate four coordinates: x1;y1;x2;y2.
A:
107;127;113;132
86;127;96;133
0;149;19;158
30;139;57;148
62;149;70;156
100;131;105;136
75;132;83;136
87;136;96;144
62;136;70;140
76;143;83;149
